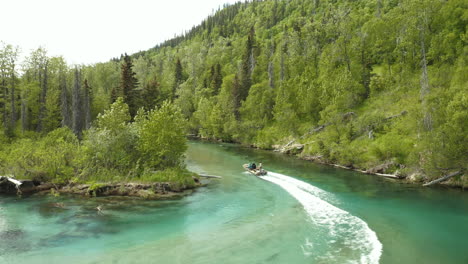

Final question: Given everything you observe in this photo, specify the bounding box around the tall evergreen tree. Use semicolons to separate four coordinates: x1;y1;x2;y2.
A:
231;74;241;119
239;27;255;102
110;85;120;103
211;63;223;95
120;53;139;117
142;76;160;110
173;58;184;100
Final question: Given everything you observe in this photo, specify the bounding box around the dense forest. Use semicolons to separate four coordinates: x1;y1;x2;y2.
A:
0;0;466;186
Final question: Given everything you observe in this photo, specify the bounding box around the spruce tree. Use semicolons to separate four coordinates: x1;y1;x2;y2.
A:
211;63;223;95
110;85;121;103
142;76;160;110
120;53;139;117
173;58;184;100
231;74;241;119
239;27;255;102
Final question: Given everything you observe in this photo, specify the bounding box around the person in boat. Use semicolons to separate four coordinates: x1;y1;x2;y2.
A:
257;162;264;174
248;163;257;170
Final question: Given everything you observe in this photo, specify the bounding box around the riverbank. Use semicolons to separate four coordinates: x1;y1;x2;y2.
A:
297;154;466;188
1;141;467;264
0;176;202;199
280;143;465;189
191;137;466;189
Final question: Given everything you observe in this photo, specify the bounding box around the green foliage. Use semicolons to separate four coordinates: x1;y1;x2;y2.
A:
369;132;413;165
137;100;188;169
0;127;80;183
0;99;192;186
1;0;466;184
95;97;131;131
239;81;274;143
79;99;189;183
424;90;468;173
141;76;161;110
115;54;140;117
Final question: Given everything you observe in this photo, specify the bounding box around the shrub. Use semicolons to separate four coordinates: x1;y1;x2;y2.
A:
0;127;80;183
136;100;188;169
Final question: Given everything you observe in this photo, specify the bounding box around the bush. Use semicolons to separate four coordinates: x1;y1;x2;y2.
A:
136;100;188;169
0;127;80;183
81;99;189;183
80;98;138;181
369;131;413;165
0;99;193;187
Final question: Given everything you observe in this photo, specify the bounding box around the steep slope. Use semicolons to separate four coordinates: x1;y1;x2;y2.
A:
120;0;466;185
2;0;466;186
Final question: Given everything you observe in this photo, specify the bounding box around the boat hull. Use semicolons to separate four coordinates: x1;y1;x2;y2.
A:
243;164;267;176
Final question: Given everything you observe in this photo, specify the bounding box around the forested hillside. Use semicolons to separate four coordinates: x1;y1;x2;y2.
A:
0;0;466;186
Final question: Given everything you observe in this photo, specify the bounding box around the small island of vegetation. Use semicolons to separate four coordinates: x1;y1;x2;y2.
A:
0;96;198;197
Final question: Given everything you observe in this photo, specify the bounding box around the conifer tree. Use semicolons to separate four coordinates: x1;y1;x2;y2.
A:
211;63;223;95
142;76;160;110
231;74;241;119
173;58;184;100
110;85;120;104
239;27;255;102
120;53;139;117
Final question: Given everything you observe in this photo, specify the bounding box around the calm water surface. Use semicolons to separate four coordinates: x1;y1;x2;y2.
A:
0;141;467;263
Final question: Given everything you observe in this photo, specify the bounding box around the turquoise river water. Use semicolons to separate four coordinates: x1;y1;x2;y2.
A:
0;141;467;264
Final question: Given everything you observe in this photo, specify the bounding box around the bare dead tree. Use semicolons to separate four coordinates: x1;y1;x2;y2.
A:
36;61;48;132
72;67;83;137
83;79;92;130
60;66;71;128
419;10;432;131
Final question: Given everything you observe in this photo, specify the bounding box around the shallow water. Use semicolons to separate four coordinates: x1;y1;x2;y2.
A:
0;141;467;263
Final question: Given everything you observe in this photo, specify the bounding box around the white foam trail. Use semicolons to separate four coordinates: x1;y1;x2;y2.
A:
264;171;340;205
261;172;382;264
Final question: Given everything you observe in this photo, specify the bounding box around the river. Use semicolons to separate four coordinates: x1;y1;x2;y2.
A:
0;141;467;264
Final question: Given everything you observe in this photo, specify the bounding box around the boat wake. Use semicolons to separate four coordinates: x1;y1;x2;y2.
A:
260;172;382;264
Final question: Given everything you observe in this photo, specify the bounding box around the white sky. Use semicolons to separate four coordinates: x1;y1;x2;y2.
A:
1;0;239;65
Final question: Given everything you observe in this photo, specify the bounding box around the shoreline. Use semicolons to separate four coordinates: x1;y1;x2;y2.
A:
0;178;203;199
189;137;466;189
295;153;465;189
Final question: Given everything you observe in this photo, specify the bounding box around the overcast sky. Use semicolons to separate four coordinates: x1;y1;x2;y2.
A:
1;0;239;65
